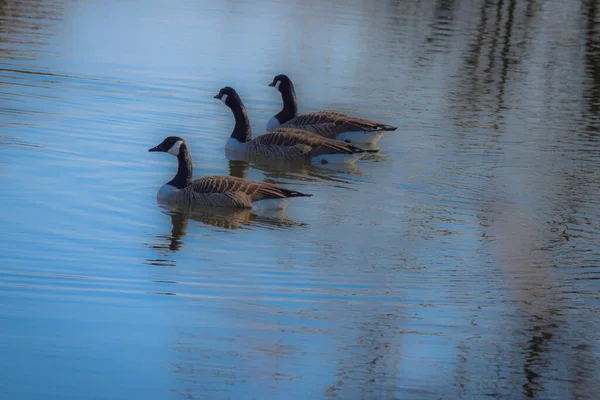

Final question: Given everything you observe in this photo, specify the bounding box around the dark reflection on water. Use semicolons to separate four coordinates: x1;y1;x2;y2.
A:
227;155;365;188
2;0;600;399
583;0;600;132
145;202;306;266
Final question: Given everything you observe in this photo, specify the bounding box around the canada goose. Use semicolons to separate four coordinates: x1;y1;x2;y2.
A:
214;86;373;165
267;74;397;145
149;136;312;209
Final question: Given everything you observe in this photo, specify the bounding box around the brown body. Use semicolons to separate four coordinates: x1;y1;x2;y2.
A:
171;175;308;209
240;128;366;160
278;111;397;140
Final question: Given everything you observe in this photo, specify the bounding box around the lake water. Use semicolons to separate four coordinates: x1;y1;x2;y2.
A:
1;0;600;398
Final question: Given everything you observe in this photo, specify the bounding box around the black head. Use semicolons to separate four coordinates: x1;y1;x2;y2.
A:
149;136;186;156
214;86;240;107
268;74;293;92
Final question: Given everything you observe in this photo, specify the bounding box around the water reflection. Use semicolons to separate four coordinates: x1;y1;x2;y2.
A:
447;0;519;129
3;0;600;398
226;153;365;187
0;134;44;149
416;0;600;397
148;210;190;254
228;158;250;179
330;311;403;399
0;0;65;60
583;0;600;132
146;202;306;265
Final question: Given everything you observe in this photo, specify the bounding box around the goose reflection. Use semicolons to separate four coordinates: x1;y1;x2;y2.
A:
226;150;366;187
147;201;306;262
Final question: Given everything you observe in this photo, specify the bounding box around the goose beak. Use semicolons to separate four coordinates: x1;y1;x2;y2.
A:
268;82;275;87
213;94;222;99
148;145;162;152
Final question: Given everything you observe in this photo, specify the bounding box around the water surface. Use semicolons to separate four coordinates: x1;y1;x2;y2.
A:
1;0;600;398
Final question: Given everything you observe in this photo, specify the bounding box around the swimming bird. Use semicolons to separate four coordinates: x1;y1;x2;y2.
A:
149;136;312;209
214;86;373;164
267;74;397;145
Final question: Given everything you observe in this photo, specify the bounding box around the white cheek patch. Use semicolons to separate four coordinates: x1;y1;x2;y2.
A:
275;81;281;90
167;140;183;156
220;94;228;105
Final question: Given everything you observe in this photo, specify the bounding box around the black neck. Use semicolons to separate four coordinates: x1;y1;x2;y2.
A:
167;143;193;189
275;83;298;124
229;97;252;142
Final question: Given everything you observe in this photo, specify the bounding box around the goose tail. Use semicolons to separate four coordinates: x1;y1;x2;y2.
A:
361;148;380;153
283;189;313;198
375;124;397;132
349;144;380;154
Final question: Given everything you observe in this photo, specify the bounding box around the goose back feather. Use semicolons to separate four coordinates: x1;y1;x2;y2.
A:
250;128;365;158
279;111;397;140
170;176;308;208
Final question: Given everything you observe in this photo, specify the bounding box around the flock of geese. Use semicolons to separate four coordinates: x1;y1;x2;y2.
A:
149;74;397;209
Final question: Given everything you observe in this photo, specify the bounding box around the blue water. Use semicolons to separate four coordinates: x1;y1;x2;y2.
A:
1;0;600;398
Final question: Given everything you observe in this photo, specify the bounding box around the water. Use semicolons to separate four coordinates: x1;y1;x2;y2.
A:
1;0;600;398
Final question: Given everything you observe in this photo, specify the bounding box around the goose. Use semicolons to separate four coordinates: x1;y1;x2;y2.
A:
214;86;374;165
267;74;397;145
149;136;312;209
